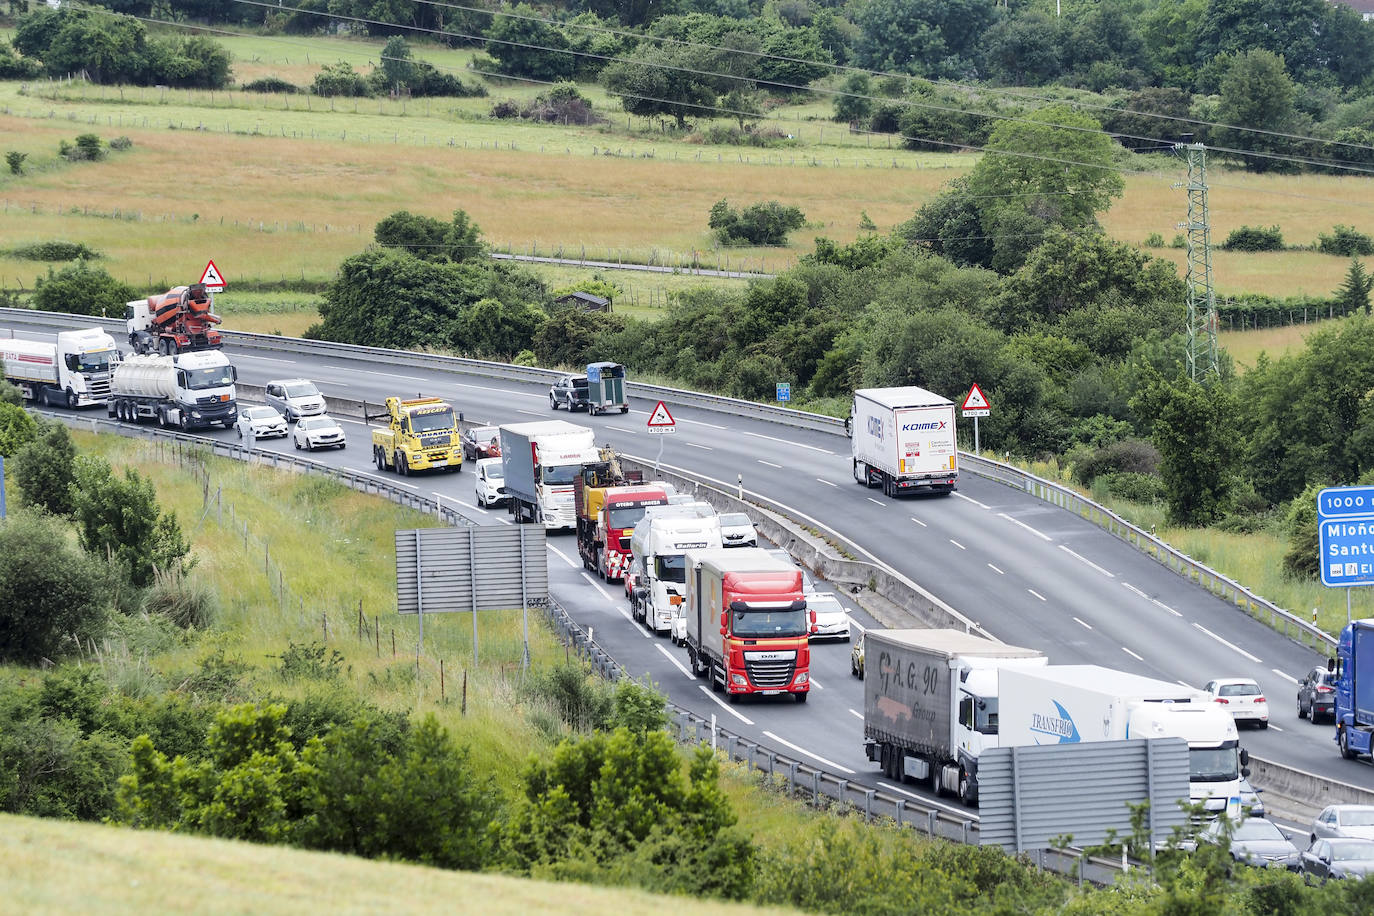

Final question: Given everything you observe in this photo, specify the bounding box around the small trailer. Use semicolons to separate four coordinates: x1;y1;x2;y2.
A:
586;362;628;415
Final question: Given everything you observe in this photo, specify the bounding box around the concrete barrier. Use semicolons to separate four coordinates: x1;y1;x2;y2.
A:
1249;754;1374;815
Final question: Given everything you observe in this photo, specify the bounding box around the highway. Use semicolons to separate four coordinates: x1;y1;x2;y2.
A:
5;316;1368;816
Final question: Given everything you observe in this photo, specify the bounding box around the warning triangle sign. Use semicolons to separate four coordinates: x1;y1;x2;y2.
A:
199;259;226;290
646;400;675;427
961;383;990;411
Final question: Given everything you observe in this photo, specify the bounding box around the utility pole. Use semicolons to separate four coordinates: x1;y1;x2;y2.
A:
1177;143;1219;380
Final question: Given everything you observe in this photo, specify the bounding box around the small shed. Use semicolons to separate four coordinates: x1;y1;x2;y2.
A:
554;291;612;313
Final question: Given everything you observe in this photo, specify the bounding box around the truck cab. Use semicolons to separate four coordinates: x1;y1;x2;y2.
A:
370;396;462;475
1336;619;1374;760
630;514;723;634
578;481;668;581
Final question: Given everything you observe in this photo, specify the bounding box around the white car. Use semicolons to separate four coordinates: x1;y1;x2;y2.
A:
264;378;327;422
292;415;346;451
1204;677;1269;728
670;604;688;646
1312;805;1374;842
475;457;508;509
807;590;851;641
235;405;288;440
719;512;758;547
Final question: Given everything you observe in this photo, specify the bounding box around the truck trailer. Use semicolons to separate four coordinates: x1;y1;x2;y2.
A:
573;450;667;580
683;547;813;703
630;512;723;634
107;351;237;430
998;665;1246;815
1;328;119;407
500;420;601;529
1336;618;1374;760
862;629;1047;805
848;386;958;496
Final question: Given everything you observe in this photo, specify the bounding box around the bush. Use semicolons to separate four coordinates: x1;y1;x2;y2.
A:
10;419;78;515
311;62;370;97
1144;232;1164;247
241;76;299;94
1099;472;1166;502
1220;225;1284;251
142;567;217;629
6;240;100;261
31;261;138;318
70;455;193;589
275;641;345;682
1072;438;1161;485
1318;225;1374;257
709;199;806;246
0;511;111;664
108;136;132;150
0;401;39;457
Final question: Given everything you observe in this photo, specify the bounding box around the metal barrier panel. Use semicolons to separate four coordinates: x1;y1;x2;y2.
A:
396;526;548;615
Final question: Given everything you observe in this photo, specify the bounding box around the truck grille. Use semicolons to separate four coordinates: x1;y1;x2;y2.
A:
88;377;111;399
746;659;796;689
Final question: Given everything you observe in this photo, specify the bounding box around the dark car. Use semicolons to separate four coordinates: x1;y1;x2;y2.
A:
1300;838;1374;883
1298;665;1338;723
461;424;502;462
1185;817;1301;871
549;375;590;411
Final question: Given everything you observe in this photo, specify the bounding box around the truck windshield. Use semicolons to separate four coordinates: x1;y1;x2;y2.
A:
76;350;116;372
732;607;808;638
185;366;234;389
409;409;454;433
655;555;686;583
1189;746;1239;782
542;464;581;486
608;505;651;530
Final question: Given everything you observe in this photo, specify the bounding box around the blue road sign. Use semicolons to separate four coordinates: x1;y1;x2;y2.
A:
1318;486;1374;587
776;382;791;402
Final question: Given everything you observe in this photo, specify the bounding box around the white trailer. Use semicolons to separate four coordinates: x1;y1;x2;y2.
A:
629;513;723;634
849;386;958;496
107;351;238;430
998;665;1246;816
499;420;600;529
0;328;119;407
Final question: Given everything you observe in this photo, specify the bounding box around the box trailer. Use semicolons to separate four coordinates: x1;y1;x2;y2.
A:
849;386;957;497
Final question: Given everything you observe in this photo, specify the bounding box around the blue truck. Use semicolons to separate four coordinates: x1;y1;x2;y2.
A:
1336;619;1374;760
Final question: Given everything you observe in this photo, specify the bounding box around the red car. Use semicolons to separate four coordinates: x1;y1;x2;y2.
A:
461;424;502;462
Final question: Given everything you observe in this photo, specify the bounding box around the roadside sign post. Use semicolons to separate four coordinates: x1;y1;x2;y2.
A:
1316;485;1374;623
961;383;992;456
199;259;226;293
776;382;791;403
646;400;676;472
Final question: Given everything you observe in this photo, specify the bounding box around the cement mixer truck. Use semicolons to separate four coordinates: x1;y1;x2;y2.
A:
125;283;223;355
0;328;119;407
107;351;237;430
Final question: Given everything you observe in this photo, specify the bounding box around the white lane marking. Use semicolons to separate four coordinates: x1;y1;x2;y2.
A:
1192;623;1263;663
999;513;1052;541
758;459;783;468
1122;647;1144;662
361;472;418;491
1177;680;1195;689
580;573;614;603
953;492;990;510
743;430;833;454
851;620;867;633
877;781;980;819
1027;589;1046;602
1073;617;1093;630
684;442;713;450
605;424;632;432
656;644;695;679
987;563;1004;575
867;497;885;507
910;517;927;528
809;678;823;690
762;730;855;774
1271;669;1300;686
949;539;966;550
448;381;543;400
232;354;295;365
547;545;578;568
363;371;425;382
1152;599;1182;617
698;686;753;724
323;381;350;388
817;478;838;487
1268;723;1284;732
680;417;728;430
848;708;864;720
515;408;543;416
1124;583;1149;599
1060;545;1115;578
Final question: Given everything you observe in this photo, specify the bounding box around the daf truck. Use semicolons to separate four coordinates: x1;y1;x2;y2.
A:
1;328;119;407
1335;618;1374;761
107;351;237;430
683;547;813;703
500;421;601;529
999;665;1247;816
862;629;1047;806
630;512;723;634
848;386;958;497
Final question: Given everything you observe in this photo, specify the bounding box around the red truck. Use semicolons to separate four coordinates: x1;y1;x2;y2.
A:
125;283;224;356
573;449;667;581
683;547;814;703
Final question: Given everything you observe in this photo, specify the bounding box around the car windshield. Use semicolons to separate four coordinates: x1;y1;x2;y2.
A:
608;505;650;530
1341;810;1374;827
541;463;580;486
76;349;116;372
409;408;454;433
483;464;504;481
247;407;277;419
184;365;233;389
655;554;686;583
1190;746;1239;782
1219;683;1260;696
284;383;318;398
1331;840;1374;860
471;426;497;441
732;605;808;638
1231;819;1285;842
720;513;751;527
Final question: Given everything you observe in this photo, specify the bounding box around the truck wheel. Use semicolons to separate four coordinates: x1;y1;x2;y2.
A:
958;771;975;807
159;409;169;428
620;406;629;414
795;690;808;704
179;413;189;431
1340;728;1358;759
66;390;77;409
710;663;723;693
397;454;409;476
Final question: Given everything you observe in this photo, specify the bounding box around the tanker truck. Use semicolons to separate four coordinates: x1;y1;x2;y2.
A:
107;351;238;430
1;328;119;407
125;283;223;355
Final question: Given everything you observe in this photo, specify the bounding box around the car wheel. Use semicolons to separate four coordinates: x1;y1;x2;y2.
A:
237;427;243;439
1299;696;1308;719
620;406;629;414
1258;720;1269;729
550;394;558;410
294;439;301;450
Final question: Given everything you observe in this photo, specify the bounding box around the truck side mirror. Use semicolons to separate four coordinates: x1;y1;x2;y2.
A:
1239;748;1250;766
231;366;238;381
720;611;728;628
1328;657;1336;672
844;415;852;438
1241;766;1251;779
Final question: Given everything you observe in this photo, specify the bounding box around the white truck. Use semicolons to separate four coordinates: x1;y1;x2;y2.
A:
629;510;723;635
0;328;120;407
848;386;958;497
499;420;600;529
862;629;1047;806
998;665;1247;817
107;351;238;430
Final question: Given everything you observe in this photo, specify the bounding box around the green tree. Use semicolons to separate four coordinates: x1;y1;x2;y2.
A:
70;455;192;589
379;35;415;91
531;307;624;368
852;0;995;78
1212;49;1306;173
454;298;546;360
1131;371;1240;525
16;6;147;84
146;34;232;89
5;150;25;174
708;200;806;246
602;44;726;129
311;61;370;97
30;261;138;318
0;511;110;664
978;11;1066;86
10;419;77;516
720;87;762;131
373;209;485;263
0;401;38;457
1281;483;1321;579
833;72;872;124
1335;259;1373;316
482;3;575;82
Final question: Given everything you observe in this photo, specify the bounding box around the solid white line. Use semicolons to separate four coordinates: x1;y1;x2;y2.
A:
1073;617;1093;630
684;441;713;450
547;545;578;568
1027;589;1046;602
655;644;695;679
910;517;927;528
580;572;614;603
758;459;783;469
848;708;864;720
987;563;1004;575
515;408;542;416
604;424;632;433
762;730;855;774
1059;545;1115;578
1269;724;1284;733
809;678;823;690
698;686;754;725
365;372;425;382
1123;647;1144;662
817;478;838;487
361;472;418;491
232;354;295;365
999;512;1052;541
949;539;966;550
1272;669;1300;686
953;492;990;510
1192;623;1263;663
743;430;834;454
876;781;980;819
866;497;885;507
851;620;867;633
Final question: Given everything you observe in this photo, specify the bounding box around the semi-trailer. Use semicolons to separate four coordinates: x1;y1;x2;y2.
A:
107;351;237;430
848;386;958;496
500;420;601;529
0;328;119;407
1335;618;1374;760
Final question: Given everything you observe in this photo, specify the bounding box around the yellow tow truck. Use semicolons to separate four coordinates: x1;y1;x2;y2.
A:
370;396;462;475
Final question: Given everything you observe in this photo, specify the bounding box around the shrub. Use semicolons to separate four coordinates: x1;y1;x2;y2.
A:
5;151;25;174
709;199;806;246
1144;232;1164;247
108;136;132;150
7;240;100;261
1220;225;1284;251
311;62;370;97
1072;438;1161;485
70;455;193;589
10;418;78;515
241;76;299;94
0;511;111;664
490;98;520;119
142;566;217;629
31;261;138;318
1318;224;1374;257
0;401;39;457
1099;472;1166;502
275;641;346;682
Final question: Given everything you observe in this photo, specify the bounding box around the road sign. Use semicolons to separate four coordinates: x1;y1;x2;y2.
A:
1318;486;1374;587
776;382;791;402
199;259;226;291
646;400;676;435
961;383;991;418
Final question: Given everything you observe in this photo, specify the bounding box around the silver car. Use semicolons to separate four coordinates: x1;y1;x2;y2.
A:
292;415;346;451
1312;805;1374;843
1186;817;1300;870
807;590;851;641
235;404;288;440
264;378;327;422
